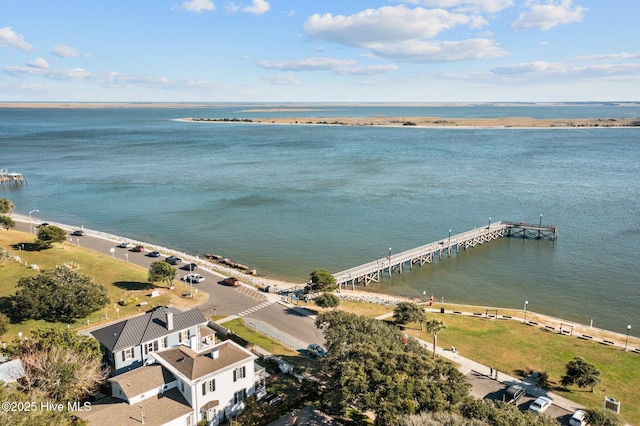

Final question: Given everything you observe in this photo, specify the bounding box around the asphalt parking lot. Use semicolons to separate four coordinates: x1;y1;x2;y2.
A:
467;371;576;425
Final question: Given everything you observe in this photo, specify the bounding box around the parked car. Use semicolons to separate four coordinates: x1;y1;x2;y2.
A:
503;385;525;405
221;277;239;286
183;262;198;271
263;394;282;406
166;256;182;265
528;396;552;414
307;343;326;358
131;245;145;252
147;251;161;257
182;273;205;283
71;229;85;236
569;409;587;426
37;223;49;228
117;242;132;248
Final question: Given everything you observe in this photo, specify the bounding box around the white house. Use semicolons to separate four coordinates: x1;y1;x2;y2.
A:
90;306;212;376
76;339;266;426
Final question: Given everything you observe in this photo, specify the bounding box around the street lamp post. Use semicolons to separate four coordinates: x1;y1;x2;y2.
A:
29;209;39;234
524;300;529;324
538;214;543;239
488;217;491;229
388;247;392;276
448;229;452;255
625;324;631;351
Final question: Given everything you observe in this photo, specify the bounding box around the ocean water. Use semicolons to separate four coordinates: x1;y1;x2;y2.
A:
1;103;639;334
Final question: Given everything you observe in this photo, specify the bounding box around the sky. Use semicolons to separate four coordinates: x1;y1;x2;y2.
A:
1;0;639;102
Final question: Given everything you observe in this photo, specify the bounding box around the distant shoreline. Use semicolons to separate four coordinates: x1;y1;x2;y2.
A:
181;116;640;129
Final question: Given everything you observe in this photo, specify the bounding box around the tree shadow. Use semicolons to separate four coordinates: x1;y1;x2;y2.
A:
0;295;23;323
12;242;40;252
112;281;156;291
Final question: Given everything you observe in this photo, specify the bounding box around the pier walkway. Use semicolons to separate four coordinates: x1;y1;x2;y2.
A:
334;220;557;288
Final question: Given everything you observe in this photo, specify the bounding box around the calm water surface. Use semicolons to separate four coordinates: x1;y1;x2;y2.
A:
1;104;639;333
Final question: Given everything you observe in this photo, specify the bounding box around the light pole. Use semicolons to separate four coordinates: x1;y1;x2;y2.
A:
29;209;39;234
524;300;529;324
488;217;491;229
448;229;452;254
538;214;543;239
388;247;392;276
625;324;631;351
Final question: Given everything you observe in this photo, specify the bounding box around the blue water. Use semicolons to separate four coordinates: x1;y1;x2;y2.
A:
1;103;639;333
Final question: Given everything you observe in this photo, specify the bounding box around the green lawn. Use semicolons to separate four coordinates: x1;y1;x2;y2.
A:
0;229;203;341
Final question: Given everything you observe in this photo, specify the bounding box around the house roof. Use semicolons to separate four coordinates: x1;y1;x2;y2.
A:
109;364;174;400
91;307;206;352
75;388;191;426
153;340;256;381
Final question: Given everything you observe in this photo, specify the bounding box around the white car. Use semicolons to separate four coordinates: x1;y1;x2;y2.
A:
569;409;587;426
117;242;133;248
528;396;552;414
182;273;205;283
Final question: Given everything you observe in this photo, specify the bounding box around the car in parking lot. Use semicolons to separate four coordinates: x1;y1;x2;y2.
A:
71;229;85;236
131;245;145;252
183;262;198;271
307;343;326;358
147;251;161;257
221;277;239;286
503;385;525;405
182;273;205;283
117;242;133;248
528;396;552;414
569;409;587;426
166;256;182;265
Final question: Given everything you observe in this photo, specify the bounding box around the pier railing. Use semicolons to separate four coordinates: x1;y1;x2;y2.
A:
333;220;557;288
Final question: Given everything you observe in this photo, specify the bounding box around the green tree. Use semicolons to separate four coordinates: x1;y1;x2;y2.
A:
6;328;108;403
148;260;177;287
561;356;601;392
458;398;560;426
0;313;9;337
393;302;427;329
0;198;14;213
425;319;447;360
11;267;109;323
0;215;15;230
584;408;624;426
314;292;340;308
35;224;68;249
309;269;337;292
0;386;83;426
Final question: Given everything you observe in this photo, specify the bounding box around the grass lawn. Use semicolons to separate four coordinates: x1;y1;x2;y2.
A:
0;229;204;341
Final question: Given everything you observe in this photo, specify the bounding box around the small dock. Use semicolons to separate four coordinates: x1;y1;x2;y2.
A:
334;220;557;288
0;169;26;185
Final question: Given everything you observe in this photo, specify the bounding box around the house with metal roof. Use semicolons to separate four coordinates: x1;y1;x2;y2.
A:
76;339;266;426
90;306;213;376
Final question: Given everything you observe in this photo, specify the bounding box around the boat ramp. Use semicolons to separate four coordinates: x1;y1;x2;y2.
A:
334;220;557;289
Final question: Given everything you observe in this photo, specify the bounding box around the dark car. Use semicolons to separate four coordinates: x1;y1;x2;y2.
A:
221;277;239;286
166;256;182;265
504;385;525;404
183;262;198;271
147;251;161;257
131;245;145;252
71;229;85;236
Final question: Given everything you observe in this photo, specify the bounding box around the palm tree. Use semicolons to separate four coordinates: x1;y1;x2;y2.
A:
425;319;447;360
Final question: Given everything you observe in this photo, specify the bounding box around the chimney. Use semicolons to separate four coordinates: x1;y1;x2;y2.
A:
211;349;219;360
166;312;174;331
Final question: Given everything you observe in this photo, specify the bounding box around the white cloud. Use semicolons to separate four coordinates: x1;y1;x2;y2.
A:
412;0;514;14
3;66;92;80
512;0;586;31
490;60;640;79
262;74;300;86
243;0;270;15
182;0;215;13
0;27;33;51
255;57;356;71
335;64;399;76
28;57;49;69
304;6;477;47
52;44;87;58
369;38;507;62
574;52;640;62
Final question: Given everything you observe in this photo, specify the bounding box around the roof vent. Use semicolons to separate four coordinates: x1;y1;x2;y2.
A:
211;349;219;360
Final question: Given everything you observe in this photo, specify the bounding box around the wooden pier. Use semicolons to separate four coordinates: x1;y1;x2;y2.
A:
0;169;26;185
333;220;557;288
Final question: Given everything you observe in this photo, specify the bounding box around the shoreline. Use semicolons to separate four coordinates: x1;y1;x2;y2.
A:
180;116;640;129
10;213;638;347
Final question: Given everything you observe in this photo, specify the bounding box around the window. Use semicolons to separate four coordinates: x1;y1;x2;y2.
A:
179;330;190;343
234;389;246;405
144;341;159;355
233;366;246;382
162;337;168;348
121;347;134;361
201;379;216;396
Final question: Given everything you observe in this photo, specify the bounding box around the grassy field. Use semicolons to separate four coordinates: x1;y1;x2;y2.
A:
0;229;203;341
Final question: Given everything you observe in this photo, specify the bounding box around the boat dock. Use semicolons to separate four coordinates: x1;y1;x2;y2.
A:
334;220;557;288
0;169;26;185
